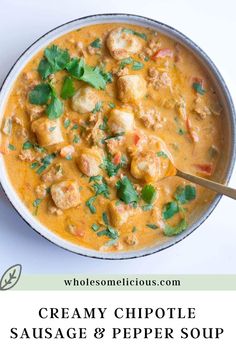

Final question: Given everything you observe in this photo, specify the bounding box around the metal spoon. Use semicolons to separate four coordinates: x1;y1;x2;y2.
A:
165;159;236;200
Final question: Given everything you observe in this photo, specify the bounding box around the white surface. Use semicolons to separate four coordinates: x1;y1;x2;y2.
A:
0;0;235;274
0;291;235;352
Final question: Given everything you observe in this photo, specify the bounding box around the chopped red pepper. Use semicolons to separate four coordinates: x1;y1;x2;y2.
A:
113;152;121;165
194;163;213;176
133;132;141;145
151;48;174;60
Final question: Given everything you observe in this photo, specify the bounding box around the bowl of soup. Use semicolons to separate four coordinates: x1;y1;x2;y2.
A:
0;14;235;259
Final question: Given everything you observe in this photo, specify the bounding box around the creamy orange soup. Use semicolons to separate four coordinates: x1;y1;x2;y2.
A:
0;23;223;252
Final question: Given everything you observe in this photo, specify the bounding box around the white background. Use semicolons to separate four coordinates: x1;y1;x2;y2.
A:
0;0;235;274
0;291;235;352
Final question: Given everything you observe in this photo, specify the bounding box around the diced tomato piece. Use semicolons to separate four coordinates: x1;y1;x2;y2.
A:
113;152;121;165
194;163;214;176
133;133;141;145
60;145;75;158
151;48;174;60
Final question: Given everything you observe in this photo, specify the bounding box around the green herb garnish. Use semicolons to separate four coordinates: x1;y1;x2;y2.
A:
174;185;196;204
29;83;63;119
101;155;126;177
102;212;109;225
92;101;103;113
108;102;115;109
89;175;103;182
90;38;102;48
91;223;100;232
116;176;138;204
97;225;119;240
192;82;206;95
38;45;70;79
64;118;71;129
73;135;80;144
122;28;147;40
142;204;153;211
8;144;16;151
119;57;133;69
103;132;125;142
46;92;64;119
164;218;188;236
66;57;111;90
99;116;108;131
132;61;144;70
146;224;158;229
30;161;39;169
141;185;157;204
86;196;97;214
71;123;79;130
22;141;33;150
33;198;42;216
162;201;179;220
61;76;75;99
156;151;168;158
29;83;51;105
36;153;57;175
49;126;56;132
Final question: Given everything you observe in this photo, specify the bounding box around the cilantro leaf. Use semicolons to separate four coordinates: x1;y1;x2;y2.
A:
66;57;111;90
122;28;147;40
116;176;139;204
97;225;119;240
22;141;33;150
142;204;153;211
99;116;108;131
66;58;85;79
36;153;56;174
91;224;100;232
141;185;157;204
46;94;64;119
44;45;70;73
38;45;70;79
102;155;126;177
92;101;103;113
156;151;168;158
86;196;97;214
132;61;144;70
38;58;53;80
146;224;158;229
8;144;16;151
174;185;196;204
61;76;75;99
119;57;133;69
92;179;110;198
164;218;188;236
80;65;107;90
162;201;179;220
64;118;71;129
102;212;109;225
90;38;102;48
192;82;206;95
29;83;51;105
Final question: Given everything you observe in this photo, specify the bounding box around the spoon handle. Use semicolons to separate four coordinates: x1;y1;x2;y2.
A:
176;169;236;200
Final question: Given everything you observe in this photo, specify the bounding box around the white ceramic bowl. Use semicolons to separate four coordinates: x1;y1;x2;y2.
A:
0;14;235;259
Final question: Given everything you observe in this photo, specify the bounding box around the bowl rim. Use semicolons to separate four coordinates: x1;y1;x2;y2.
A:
0;13;235;260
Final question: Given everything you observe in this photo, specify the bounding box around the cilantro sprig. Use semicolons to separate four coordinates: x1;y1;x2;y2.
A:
29;82;63;119
116;176;138;204
38;45;70;80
